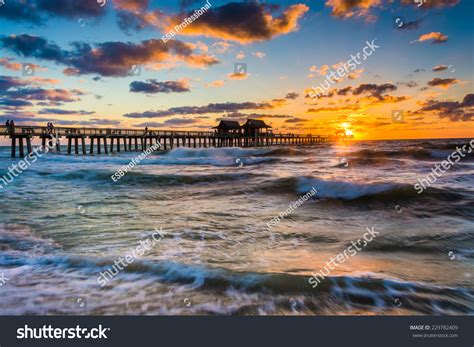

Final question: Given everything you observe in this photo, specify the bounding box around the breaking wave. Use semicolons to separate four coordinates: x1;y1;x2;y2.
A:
1;246;472;315
257;176;470;203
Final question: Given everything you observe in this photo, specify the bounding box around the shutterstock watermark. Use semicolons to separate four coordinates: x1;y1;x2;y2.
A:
17;325;110;339
414;139;474;194
161;0;212;43
97;228;164;287
308;226;379;288
111;140;161;182
0;134;59;190
308;39;379;99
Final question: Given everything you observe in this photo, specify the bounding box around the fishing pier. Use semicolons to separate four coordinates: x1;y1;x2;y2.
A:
1;119;330;158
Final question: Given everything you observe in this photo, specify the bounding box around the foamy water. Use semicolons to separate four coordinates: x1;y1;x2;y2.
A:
0;139;473;315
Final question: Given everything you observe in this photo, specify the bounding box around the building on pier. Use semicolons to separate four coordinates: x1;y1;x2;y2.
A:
241;119;272;138
213;120;242;135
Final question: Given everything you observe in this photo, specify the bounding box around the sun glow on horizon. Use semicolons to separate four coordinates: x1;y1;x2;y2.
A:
340;123;355;137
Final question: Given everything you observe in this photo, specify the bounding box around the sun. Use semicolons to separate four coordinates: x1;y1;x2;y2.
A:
340;122;354;136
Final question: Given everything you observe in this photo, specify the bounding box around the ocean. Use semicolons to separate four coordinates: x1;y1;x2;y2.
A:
0;138;473;315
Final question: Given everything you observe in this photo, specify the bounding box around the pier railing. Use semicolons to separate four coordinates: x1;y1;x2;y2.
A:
0;125;217;138
0;125;328;139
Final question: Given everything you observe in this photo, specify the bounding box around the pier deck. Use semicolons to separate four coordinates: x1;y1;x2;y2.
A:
1;125;329;158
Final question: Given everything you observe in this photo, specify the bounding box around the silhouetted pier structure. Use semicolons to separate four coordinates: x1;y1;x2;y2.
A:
1;125;329;158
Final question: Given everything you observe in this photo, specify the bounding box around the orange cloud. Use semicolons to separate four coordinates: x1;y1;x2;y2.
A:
236;51;246;60
205;80;225;87
325;0;381;20
268;98;288;108
163;3;309;44
412;32;448;44
415;93;473;122
114;0;149;12
191;41;209;53
0;58;22;71
1;34;218;77
211;41;231;54
432;65;448;72
0;58;46;72
427;77;459;89
227;72;248;80
309;64;330;76
348;68;364;80
29;77;61;85
308;62;363;82
360;95;409;105
253;51;266;59
307;105;361;113
182;53;220;68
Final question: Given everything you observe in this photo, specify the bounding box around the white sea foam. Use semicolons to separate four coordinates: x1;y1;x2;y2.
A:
296;177;400;200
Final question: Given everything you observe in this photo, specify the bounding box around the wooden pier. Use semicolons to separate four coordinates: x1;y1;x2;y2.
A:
1;125;329;158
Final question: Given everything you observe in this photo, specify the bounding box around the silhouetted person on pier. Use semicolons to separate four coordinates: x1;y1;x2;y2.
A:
144;127;148;135
5;120;10;135
10;120;15;135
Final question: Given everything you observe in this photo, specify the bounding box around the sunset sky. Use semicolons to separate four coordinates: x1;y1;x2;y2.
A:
0;0;473;140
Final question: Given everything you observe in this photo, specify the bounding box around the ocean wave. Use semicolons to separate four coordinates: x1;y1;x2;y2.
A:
1;245;472;315
1;222;472;316
417;140;474;151
348;147;473;161
259;176;406;200
148;147;278;166
0;224;61;259
326;274;473;315
258;176;468;202
0;146;279;167
252;147;309;157
360;231;474;257
34;169;259;187
332;157;398;167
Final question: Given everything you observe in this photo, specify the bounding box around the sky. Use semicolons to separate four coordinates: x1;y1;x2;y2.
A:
0;0;473;140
